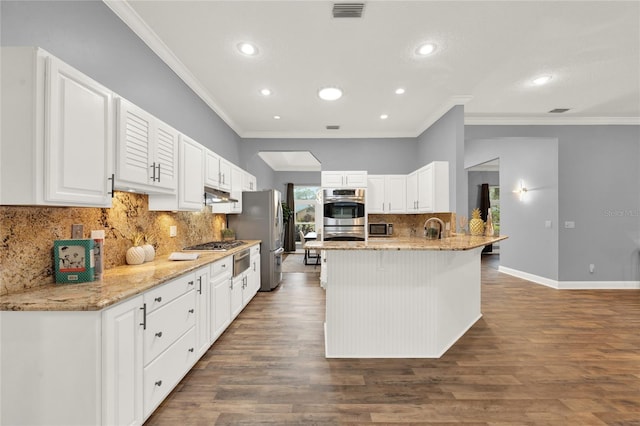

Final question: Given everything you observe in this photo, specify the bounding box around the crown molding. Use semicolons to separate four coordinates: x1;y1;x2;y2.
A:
102;0;243;136
465;116;640;126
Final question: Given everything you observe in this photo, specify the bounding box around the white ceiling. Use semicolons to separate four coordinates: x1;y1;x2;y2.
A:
106;0;640;139
258;151;321;171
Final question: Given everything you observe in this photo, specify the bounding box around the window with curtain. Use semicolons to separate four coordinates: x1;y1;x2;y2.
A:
294;186;319;242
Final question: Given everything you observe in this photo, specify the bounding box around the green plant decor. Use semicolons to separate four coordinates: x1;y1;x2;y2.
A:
221;228;235;241
282;202;294;225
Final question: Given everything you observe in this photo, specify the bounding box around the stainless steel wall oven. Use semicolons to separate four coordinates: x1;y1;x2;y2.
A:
323;188;366;241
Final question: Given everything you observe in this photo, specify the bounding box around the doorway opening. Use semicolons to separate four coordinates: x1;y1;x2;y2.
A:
467;158;500;254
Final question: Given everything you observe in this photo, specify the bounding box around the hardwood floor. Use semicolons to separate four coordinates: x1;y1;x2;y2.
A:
145;256;640;425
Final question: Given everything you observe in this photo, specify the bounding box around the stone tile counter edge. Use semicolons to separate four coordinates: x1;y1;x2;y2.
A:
305;235;507;251
0;241;261;312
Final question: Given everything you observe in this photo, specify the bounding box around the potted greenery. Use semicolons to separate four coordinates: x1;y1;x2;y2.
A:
221;228;235;242
282;202;293;225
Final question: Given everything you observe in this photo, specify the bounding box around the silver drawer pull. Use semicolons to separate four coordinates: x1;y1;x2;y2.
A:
155;331;163;338
154;296;162;302
188;280;194;286
188;309;194;314
155;380;162;387
188;348;194;353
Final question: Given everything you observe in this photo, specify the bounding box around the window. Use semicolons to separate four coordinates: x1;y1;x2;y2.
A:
294;186;320;242
489;185;500;235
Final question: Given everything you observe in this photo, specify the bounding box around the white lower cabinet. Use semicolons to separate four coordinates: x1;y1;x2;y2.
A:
210;257;232;341
103;295;144;426
143;327;197;417
0;244;261;426
194;266;210;357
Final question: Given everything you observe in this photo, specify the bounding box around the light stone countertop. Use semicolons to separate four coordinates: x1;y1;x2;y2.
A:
305;235;507;251
0;240;261;312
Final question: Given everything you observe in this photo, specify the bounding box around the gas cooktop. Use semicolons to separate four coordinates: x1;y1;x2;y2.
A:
183;240;246;252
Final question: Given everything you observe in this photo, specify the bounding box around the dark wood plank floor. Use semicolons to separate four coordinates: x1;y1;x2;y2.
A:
145;256;640;425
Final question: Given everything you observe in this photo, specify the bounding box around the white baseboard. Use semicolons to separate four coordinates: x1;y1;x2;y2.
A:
497;266;640;290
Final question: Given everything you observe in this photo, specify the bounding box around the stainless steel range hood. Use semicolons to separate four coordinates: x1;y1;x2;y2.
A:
204;186;238;204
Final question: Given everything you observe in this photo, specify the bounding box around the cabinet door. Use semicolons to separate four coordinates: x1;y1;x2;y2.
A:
242;171;256;191
231;275;244;320
321;171;344;187
116;98;152;188
417;164;434;212
344;171;367;188
194;267;210;357
219;158;232;191
386;175;407;214
250;248;261;298
211;272;232;341
45;56;113;207
229;165;243;213
406;171;418;212
102;295;144;426
367;175;386;213
153;120;178;191
178;135;204;210
204;149;221;188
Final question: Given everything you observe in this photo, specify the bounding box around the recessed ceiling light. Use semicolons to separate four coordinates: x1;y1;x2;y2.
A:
395;88;405;95
380;114;389;120
416;43;436;56
260;88;272;96
318;87;343;101
532;75;552;86
273;115;281;120
237;42;258;56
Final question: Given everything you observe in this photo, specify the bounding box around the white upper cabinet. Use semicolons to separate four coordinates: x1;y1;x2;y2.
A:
407;161;449;213
229;164;243;213
368;175;406;214
242;171;257;192
116;98;178;193
321;171;367;188
148;134;204;211
1;47;114;207
204;149;232;192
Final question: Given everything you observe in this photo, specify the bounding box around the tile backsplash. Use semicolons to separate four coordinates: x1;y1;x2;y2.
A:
368;212;457;238
0;192;226;295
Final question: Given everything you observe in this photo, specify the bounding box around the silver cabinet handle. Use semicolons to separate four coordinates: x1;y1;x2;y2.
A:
155;380;162;387
155;331;163;338
156;163;161;182
108;173;115;198
139;303;146;330
188;348;194;353
188;309;194;314
188;280;194;286
197;276;202;294
154;296;162;302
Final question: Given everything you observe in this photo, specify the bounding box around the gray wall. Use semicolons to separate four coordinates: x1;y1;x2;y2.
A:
416;105;466;214
467;125;640;283
273;172;322;198
465;137;560;281
1;0;242;163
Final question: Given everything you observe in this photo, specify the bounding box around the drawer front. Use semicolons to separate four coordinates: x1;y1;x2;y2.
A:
143;326;196;418
144;290;196;364
144;273;196;313
211;257;232;276
250;244;260;258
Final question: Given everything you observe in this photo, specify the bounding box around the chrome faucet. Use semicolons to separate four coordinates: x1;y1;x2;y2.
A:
423;217;445;239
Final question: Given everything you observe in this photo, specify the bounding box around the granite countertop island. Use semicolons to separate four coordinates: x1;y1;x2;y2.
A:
305;234;506;251
310;234;507;358
0;240;261;311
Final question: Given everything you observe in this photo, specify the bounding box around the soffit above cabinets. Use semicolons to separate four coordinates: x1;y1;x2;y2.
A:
106;1;640;138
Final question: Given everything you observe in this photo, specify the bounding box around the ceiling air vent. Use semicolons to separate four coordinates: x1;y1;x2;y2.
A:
326;125;340;130
332;3;365;18
548;108;570;113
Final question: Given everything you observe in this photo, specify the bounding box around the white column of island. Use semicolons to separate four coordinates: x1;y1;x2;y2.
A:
305;235;506;358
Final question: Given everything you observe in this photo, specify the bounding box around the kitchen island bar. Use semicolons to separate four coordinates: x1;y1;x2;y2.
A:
306;235;505;358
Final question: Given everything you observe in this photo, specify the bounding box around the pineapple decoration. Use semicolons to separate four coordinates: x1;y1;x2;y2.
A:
469;208;485;236
126;232;146;265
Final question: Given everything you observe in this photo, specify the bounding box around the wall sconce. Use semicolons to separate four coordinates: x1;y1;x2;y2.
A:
513;180;528;201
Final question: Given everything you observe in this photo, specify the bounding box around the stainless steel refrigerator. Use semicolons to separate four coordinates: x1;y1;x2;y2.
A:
228;190;284;291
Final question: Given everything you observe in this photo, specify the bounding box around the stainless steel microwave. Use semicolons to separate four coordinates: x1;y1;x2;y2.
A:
369;223;393;237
